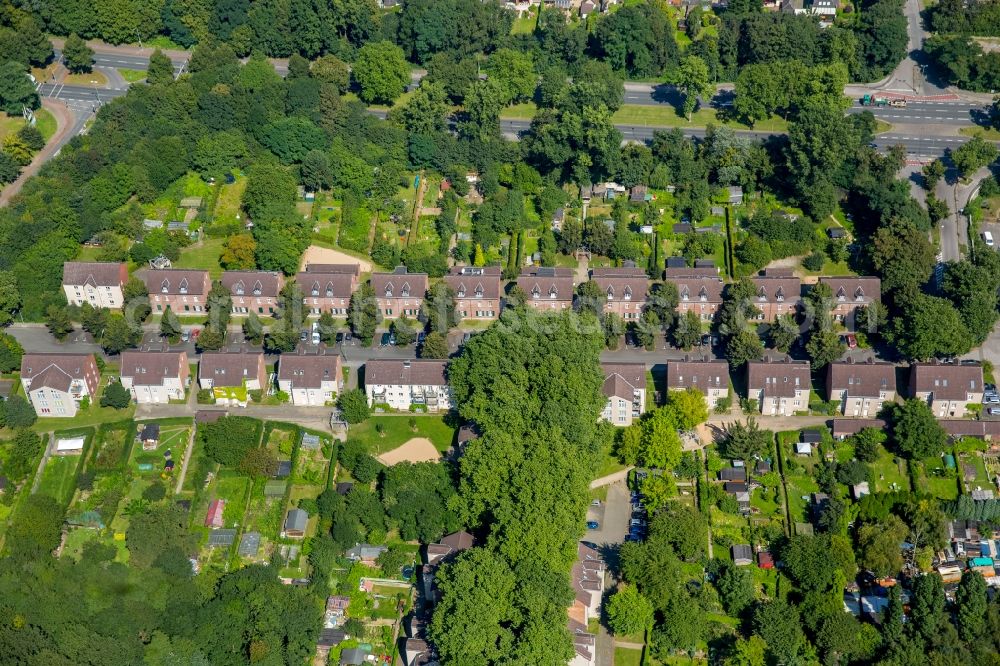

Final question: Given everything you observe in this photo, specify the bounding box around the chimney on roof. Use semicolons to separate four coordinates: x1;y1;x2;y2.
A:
847;357;855;364
683;354;692;362
403;360;411;368
394;266;407;275
866;356;875;364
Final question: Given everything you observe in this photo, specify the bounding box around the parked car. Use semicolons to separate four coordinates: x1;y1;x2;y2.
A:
300;329;309;342
388;333;397;346
180;330;190;342
311;322;320;345
629;519;644;527
586;521;599;530
380;332;391;347
417;332;426;345
590;499;601;506
989;407;1000;416
335;332;344;344
844;333;857;349
344;331;352;343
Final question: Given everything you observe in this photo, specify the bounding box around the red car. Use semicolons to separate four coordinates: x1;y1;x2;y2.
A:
844;334;857;349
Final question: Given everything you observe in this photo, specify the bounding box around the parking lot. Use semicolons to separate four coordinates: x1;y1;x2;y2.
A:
584;482;637;549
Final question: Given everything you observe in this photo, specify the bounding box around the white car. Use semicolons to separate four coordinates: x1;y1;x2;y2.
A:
984;231;995;247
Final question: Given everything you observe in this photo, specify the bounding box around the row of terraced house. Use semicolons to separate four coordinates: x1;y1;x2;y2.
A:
62;261;880;327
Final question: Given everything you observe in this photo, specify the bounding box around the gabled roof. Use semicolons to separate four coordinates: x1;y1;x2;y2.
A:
62;262;128;288
517;267;574;302
199;352;264;388
21;354;95;392
284;508;308;531
305;263;360;277
590;273;648;303
601;363;646;400
665;358;729;392
747;357;811;397
120;350;187;387
827;359;896;398
819;277;881;305
371;269;428;299
444;267;502;300
365;360;447;387
295;271;355;300
664;275;724;303
751;270;801;303
277;349;341;388
220;271;283;298
910;362;983;400
141;269;210;296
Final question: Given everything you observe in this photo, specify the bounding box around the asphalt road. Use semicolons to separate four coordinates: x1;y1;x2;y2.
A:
31;84;986;159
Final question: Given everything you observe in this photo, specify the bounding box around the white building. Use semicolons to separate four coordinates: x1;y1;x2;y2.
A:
20;353;100;418
119;350;190;404
62;262;129;309
277;349;342;406
600;363;647;426
364;360;451;412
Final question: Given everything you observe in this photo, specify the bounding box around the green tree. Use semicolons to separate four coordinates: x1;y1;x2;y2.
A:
239;447;278;478
665;387;709;430
909;573;946;646
349;283;380;345
806;329;846;370
674;55;713;120
649;502;706;561
673;309;702;350
4;494;63;563
852;427;886;463
146;49;174;85
391;316;417;347
726;328;764;369
422;282;459;333
3;395;36;428
311;54;350;91
62;34;94;73
100;381;132;409
483;48;536;104
461;77;507;141
753;600;806;665
201;416;261;468
159;305;182;341
354;41;410;105
636;407;683;469
0;62;40;115
768;314;798;353
102;313;140;354
857;514;908;577
891;399;947;459
337;389;370;424
0;270;22;326
420;331;449;358
397;80;450;135
0;332;23;372
725;636;767;666
719;418;771;460
715;560;756;616
45;305;74;341
220;235;256;270
955;570;988;641
606;584;654;636
922;158;945;189
950;136;998;178
243;311;264;345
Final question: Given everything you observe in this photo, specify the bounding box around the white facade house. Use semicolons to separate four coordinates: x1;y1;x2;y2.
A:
600;363;647;426
20;353;100;418
277;350;342;406
119;350;190;404
62;262;128;309
364;360;451;412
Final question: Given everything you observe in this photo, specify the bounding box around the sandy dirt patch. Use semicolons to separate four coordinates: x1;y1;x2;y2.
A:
300;245;372;273
377;437;440;465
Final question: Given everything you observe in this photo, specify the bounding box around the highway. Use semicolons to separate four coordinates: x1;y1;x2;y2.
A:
36;84;977;158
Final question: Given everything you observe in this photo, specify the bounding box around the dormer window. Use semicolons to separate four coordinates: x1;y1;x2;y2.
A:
606;286;614;300
384;282;394;298
235;281;245;295
474;285;483;298
623;286;632;301
160;280;169;293
698;286;708;302
531;287;540;299
549;286;557;299
457;285;466;298
179;278;188;295
325;283;333;297
837;286;846;302
311;282;319;297
775;287;784;302
401;282;410;297
854;287;865;302
757;288;766;302
252;281;262;296
680;287;690;302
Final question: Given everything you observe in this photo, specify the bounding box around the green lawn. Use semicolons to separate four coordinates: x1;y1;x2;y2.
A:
870;449;911;493
213;175;247;227
37;455;81;505
0;108;56;144
348;415;457;454
511;8;538;34
34;403;135;434
215;475;252;525
174;237;226;278
615;648;643;666
959;126;1000;140
117;68;147;83
917;456;960;500
499;102;790;132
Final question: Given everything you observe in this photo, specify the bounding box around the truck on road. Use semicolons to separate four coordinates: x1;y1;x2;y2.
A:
860;94;907;108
